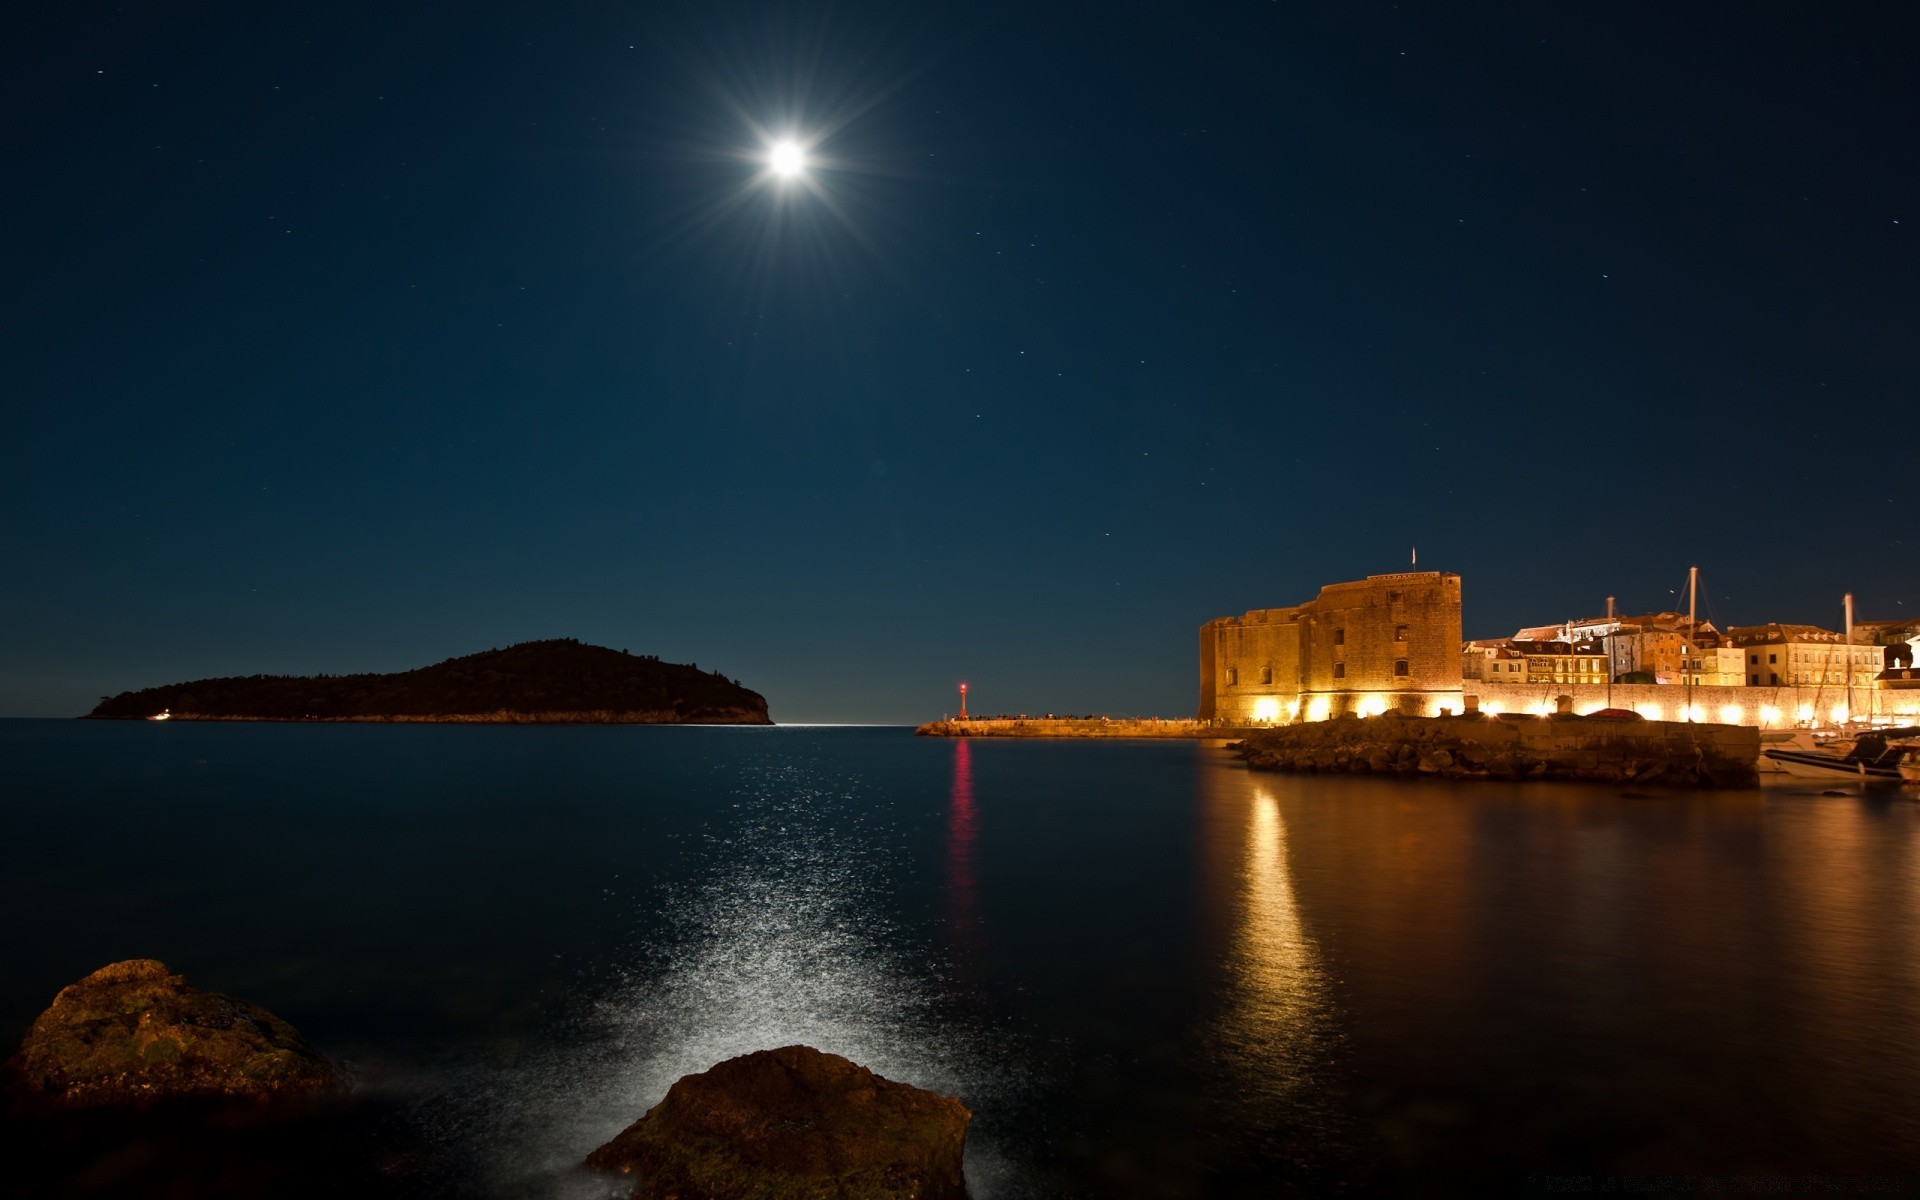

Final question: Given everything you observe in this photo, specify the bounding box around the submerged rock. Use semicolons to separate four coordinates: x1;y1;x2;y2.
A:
8;959;341;1110
585;1045;970;1200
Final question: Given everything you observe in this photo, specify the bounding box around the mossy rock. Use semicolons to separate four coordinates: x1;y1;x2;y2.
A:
585;1045;969;1200
9;959;340;1109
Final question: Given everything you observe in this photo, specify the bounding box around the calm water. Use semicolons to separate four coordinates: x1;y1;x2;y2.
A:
3;720;1919;1196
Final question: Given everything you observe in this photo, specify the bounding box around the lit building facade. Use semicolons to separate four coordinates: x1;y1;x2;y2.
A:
1729;624;1886;689
1200;572;1464;723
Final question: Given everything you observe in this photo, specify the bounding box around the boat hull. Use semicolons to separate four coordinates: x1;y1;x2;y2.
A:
1761;748;1901;782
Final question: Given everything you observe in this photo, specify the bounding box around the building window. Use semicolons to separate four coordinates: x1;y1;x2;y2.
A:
1225;667;1238;686
1394;624;1408;642
1388;590;1403;603
1333;628;1345;646
1332;662;1346;679
1750;674;1759;686
1260;667;1273;685
1769;673;1779;686
1769;653;1777;664
1394;659;1410;677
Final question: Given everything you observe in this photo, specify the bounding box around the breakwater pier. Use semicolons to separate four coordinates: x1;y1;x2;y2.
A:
915;717;1256;739
917;711;1760;788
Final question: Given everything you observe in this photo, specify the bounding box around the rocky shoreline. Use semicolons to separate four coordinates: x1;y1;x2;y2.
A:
3;961;967;1199
1230;712;1759;789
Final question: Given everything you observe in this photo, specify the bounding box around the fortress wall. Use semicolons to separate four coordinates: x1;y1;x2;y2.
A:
1207;680;1919;729
1304;572;1461;693
1469;681;1920;727
1204;573;1461;722
1203;607;1306;722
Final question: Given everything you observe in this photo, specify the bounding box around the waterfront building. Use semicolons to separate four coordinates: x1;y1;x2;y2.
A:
1728;624;1885;689
1200;572;1463;723
1205;575;1920;728
1680;632;1746;688
1463;638;1525;682
1513;640;1610;686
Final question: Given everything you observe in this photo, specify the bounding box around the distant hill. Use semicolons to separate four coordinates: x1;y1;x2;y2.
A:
85;639;772;724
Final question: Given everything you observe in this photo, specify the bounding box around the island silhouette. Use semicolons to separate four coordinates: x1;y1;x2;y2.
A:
85;639;771;725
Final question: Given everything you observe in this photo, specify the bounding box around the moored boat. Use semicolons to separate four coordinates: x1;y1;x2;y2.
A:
1761;726;1920;783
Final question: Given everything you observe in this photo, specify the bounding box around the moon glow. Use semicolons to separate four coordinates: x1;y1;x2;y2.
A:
768;139;807;179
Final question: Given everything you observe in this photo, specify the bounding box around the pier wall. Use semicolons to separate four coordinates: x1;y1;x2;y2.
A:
1236;713;1759;788
917;718;1251;739
1468;681;1920;727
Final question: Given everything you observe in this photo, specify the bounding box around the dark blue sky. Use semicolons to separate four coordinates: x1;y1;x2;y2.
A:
5;2;1913;721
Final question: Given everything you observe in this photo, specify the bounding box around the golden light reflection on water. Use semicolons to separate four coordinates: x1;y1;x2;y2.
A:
1203;776;1337;1111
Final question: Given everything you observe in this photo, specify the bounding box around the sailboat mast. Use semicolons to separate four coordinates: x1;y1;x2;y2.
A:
1687;566;1697;721
1844;592;1854;722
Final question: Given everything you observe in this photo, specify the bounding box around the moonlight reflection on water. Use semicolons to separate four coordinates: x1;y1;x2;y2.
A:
435;759;1017;1198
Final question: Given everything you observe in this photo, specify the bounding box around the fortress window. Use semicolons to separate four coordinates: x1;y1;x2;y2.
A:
1394;624;1408;642
1226;667;1238;686
1260;667;1273;685
1393;660;1410;677
1333;628;1345;646
1332;662;1346;679
1388;590;1403;604
1768;653;1777;664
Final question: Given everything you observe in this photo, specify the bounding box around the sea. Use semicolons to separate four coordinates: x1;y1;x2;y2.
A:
3;720;1918;1198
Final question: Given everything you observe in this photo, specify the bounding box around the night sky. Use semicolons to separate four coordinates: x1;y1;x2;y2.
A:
5;3;1914;722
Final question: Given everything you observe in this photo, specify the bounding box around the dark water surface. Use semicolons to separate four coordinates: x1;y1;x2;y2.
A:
4;721;1919;1196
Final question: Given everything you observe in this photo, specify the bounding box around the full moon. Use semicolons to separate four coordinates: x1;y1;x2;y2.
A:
768;139;807;179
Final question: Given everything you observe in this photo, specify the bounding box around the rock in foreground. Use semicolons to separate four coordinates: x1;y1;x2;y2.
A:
585;1045;970;1200
8;959;341;1109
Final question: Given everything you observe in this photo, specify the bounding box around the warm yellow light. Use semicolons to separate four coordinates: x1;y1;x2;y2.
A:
1759;705;1782;727
1718;704;1744;725
1358;695;1388;718
1683;704;1705;724
1251;697;1281;724
1286;699;1301;721
1306;696;1331;722
1525;700;1551;717
1830;703;1849;724
1639;703;1664;721
1483;701;1505;716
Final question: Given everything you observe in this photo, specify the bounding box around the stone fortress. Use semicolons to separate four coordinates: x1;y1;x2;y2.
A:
1200;572;1465;724
1201;572;1920;729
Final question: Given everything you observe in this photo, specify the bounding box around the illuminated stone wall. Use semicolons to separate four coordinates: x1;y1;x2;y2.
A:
1467;681;1920;727
1200;572;1463;723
